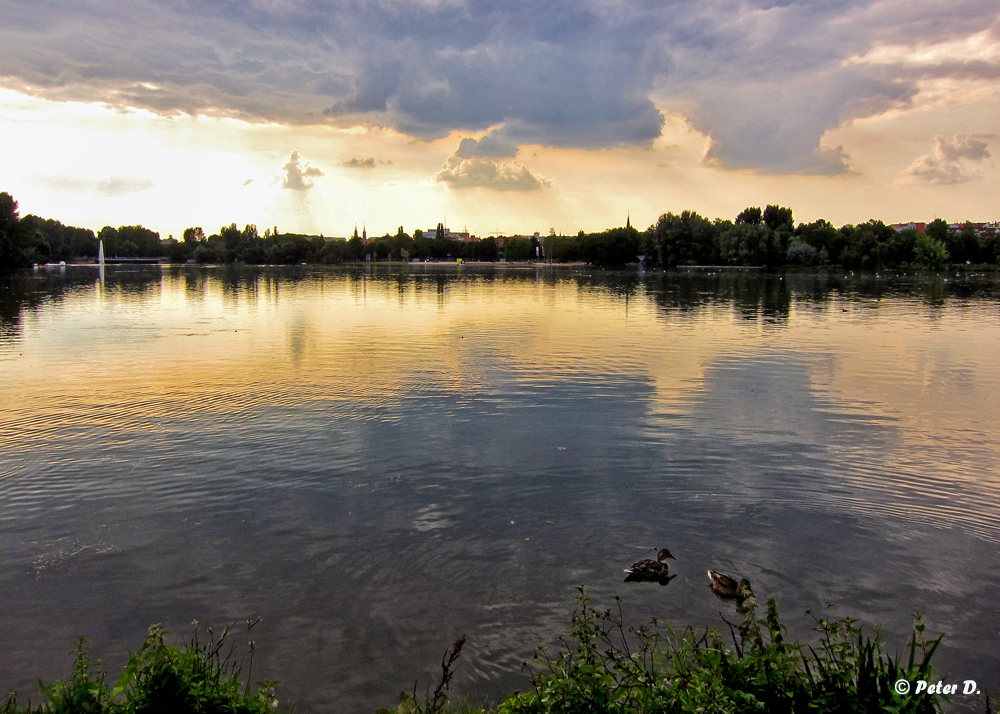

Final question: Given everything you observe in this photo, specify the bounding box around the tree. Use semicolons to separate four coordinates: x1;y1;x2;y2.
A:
785;239;826;266
978;225;1000;266
719;222;769;265
1;192;48;269
70;228;99;258
762;205;794;264
163;237;192;263
955;222;980;264
914;233;949;270
651;211;716;266
182;227;206;243
98;226;120;256
20;216;93;261
924;219;953;265
795;219;842;263
551;237;579;263
219;223;241;259
347;235;365;261
504;238;534;262
319;238;349;264
193;240;226;264
884;228;918;266
577;227;640;266
391;230;414;261
118;225;161;257
763;205;794;232
265;235;315;264
476;237;499;262
847;220;896;270
735;206;763;225
373;236;391;260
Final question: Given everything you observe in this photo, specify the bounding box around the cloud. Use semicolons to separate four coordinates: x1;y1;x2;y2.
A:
339;157;393;169
905;155;972;184
95;176;156;195
280;150;323;190
906;134;992;184
455;132;518;159
850;26;1000;81
341;157;376;169
30;174;155;196
686;63;918;174
2;0;999;173
934;134;991;161
434;153;549;191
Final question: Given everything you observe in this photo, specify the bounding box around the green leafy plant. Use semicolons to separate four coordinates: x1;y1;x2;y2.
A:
2;619;279;714
491;587;949;714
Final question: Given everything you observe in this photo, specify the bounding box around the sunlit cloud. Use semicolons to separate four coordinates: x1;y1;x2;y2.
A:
850;28;1000;69
906;133;992;184
280;150;324;191
434;154;549;191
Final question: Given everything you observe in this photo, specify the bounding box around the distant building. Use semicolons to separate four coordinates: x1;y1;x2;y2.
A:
423;227;475;242
960;221;999;237
890;222;926;233
891;221;999;237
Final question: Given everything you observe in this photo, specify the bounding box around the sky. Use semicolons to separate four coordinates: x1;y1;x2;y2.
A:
0;0;998;240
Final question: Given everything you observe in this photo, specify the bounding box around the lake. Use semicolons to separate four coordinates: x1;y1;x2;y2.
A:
1;264;998;712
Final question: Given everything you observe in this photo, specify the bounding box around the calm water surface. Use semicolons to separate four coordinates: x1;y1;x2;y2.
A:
1;265;999;712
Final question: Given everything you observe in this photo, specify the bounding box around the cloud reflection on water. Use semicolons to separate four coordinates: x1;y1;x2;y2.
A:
1;265;999;713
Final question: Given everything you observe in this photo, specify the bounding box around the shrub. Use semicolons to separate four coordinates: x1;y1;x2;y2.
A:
494;587;944;714
2;620;279;714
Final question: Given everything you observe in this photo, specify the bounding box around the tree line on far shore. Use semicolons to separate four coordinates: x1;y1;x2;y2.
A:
3;190;998;271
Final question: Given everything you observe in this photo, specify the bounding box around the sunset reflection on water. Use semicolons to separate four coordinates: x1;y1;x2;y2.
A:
1;265;998;713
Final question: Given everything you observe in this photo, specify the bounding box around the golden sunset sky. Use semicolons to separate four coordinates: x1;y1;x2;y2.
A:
1;0;997;240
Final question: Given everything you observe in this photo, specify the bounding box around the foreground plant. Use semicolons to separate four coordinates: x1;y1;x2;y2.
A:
2;619;279;714
492;587;945;714
375;587;951;713
0;591;965;714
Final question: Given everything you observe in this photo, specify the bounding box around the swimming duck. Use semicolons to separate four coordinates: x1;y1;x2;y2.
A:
623;548;676;582
707;570;752;600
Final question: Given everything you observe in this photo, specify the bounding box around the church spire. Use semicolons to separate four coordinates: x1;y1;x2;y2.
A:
626;212;631;230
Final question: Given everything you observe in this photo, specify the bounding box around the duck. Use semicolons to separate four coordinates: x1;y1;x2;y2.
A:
707;570;752;600
623;548;676;582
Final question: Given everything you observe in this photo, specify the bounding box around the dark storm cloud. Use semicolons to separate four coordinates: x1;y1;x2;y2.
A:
455;133;519;159
688;66;917;174
2;0;998;174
